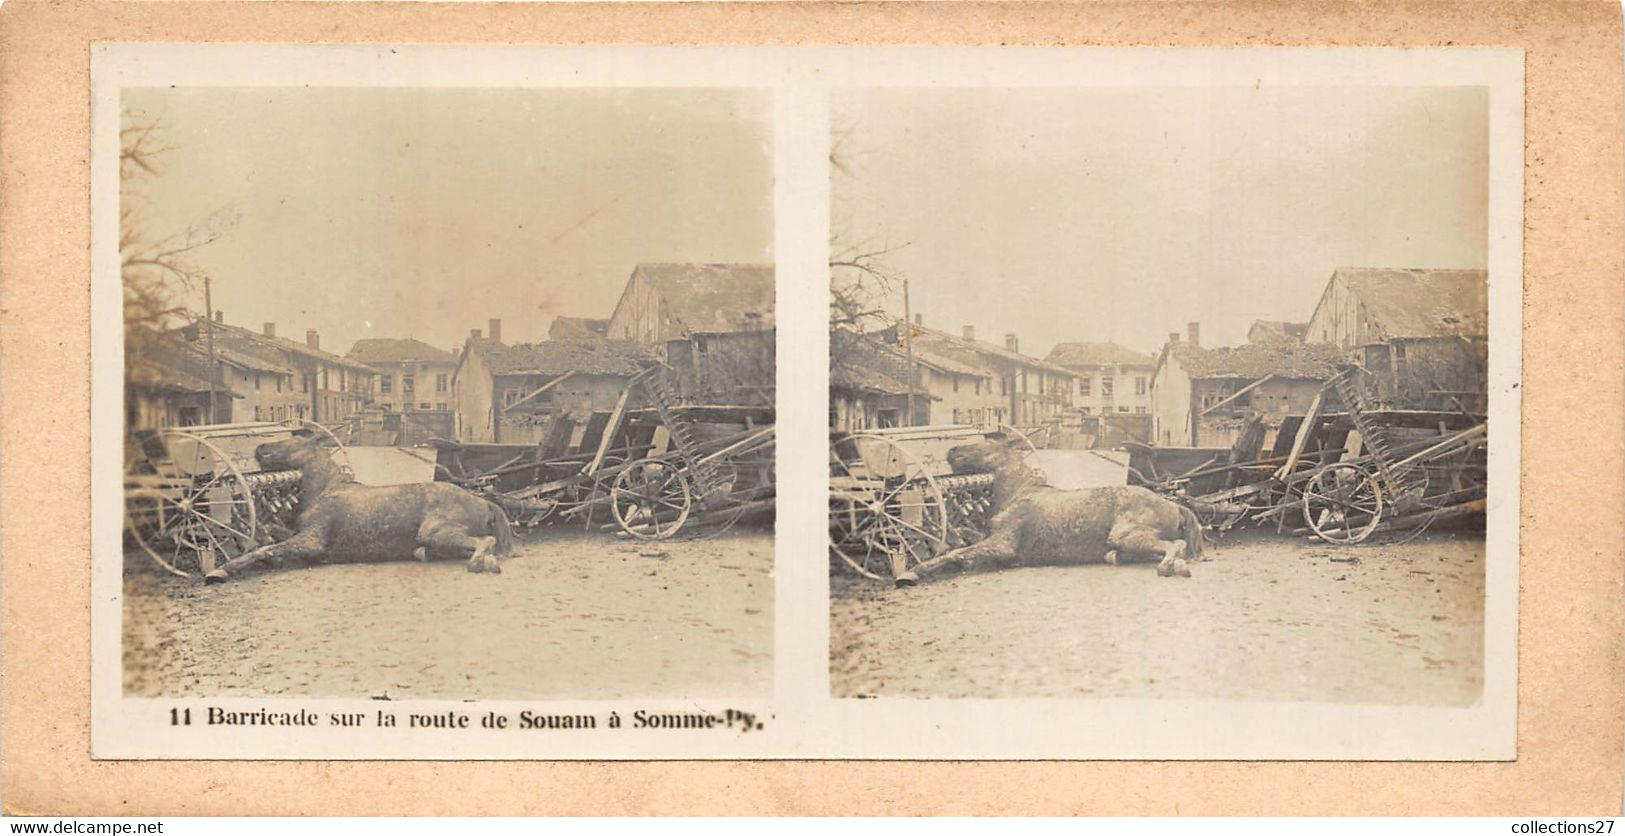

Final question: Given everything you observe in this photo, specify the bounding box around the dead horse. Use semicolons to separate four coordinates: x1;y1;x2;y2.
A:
894;437;1206;586
203;433;514;583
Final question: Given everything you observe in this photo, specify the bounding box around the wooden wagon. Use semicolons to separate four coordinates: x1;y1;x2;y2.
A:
1129;367;1487;544
431;365;775;540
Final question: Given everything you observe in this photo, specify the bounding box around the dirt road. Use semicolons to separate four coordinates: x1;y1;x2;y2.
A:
831;530;1484;705
124;526;774;700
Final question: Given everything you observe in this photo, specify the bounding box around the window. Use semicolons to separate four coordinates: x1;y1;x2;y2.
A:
403;374;415;394
1136;406;1147;414
1020;372;1028;393
420;402;432;411
436;374;448;393
1118;406;1130;413
952;378;959;393
436;402;447;411
1079;377;1091;397
254;373;261;390
1135;377;1147;396
1080;406;1092;415
299;374;308;393
322;368;329;390
974;378;981;395
380;376;393;394
276;376;283;393
1101;376;1114;397
381;403;393;412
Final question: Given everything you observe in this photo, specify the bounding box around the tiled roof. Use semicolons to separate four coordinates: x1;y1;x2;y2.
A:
1169;339;1343;380
210;322;380;373
830;330;935;397
1047;341;1158;369
347;337;456;365
482;339;650;377
631;263;775;334
126;336;243;397
908;325;1076;377
1336;267;1489;341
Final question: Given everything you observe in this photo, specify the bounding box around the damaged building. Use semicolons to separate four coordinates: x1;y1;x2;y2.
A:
451;335;650;446
1150;324;1343;449
1305;267;1489;413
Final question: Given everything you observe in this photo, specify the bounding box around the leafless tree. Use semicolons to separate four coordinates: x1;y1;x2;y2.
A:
120;110;236;352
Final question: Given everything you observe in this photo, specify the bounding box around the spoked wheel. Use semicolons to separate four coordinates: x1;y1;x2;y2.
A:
125;430;259;577
611;458;692;540
829;434;948;581
1302;463;1385;544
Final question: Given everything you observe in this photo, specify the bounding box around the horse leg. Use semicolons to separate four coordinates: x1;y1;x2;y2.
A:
417;523;501;575
1106;522;1191;578
205;529;326;583
897;525;1020;587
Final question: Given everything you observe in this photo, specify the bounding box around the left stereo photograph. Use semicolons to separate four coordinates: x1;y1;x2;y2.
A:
114;84;778;704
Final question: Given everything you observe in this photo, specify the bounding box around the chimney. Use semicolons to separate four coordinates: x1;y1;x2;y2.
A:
1187;322;1200;348
306;329;320;350
488;318;502;345
913;313;922;326
1005;332;1019;353
470;328;483;339
263;322;276;338
1169;332;1181;344
962;325;976;342
213;310;223;324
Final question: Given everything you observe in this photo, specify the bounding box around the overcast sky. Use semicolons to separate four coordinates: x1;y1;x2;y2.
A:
832;86;1488;357
123;87;772;355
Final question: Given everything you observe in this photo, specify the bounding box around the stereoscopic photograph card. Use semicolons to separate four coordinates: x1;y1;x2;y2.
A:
84;42;1522;761
4;0;1622;815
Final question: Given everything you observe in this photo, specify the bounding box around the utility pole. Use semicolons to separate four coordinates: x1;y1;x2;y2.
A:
203;274;219;423
901;276;916;427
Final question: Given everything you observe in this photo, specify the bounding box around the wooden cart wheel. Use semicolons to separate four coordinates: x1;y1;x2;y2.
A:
828;434;949;581
611;458;692;540
1301;462;1385;544
125;429;259;577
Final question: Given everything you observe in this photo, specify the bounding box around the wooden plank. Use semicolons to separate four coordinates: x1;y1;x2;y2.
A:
501;371;577;414
1274;389;1324;479
1200;374;1275;416
584;383;634;477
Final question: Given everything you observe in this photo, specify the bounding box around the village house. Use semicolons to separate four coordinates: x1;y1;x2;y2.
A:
1046;341;1157;416
346;336;459;414
451;334;650;445
605;262;775;406
205;315;381;424
828;329;937;431
882;322;1075;429
1304;267;1489;412
1150;322;1343;449
1045;340;1158;448
125;332;243;430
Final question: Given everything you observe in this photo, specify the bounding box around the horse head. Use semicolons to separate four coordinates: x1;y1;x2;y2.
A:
946;437;1026;475
255;432;327;472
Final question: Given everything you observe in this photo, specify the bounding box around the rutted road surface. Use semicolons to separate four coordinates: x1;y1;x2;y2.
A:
831;530;1484;705
124;527;774;700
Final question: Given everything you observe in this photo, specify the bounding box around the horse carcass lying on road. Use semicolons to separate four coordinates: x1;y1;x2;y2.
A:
202;432;513;583
894;437;1206;586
